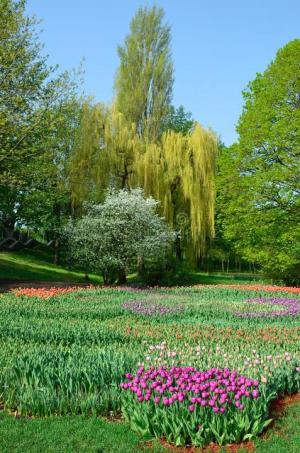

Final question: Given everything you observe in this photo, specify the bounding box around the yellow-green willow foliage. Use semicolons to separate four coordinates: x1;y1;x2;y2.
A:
69;104;217;258
68;102;142;205
68;102;106;204
134;123;217;258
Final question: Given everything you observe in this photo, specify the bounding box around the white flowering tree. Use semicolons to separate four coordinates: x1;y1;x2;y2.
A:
66;188;175;284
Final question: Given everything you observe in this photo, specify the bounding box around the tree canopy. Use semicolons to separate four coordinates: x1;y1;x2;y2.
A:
134;124;217;260
115;6;173;141
66;188;175;283
0;0;81;264
218;39;300;282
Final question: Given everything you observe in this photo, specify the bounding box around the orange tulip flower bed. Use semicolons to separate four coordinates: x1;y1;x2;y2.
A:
11;286;94;299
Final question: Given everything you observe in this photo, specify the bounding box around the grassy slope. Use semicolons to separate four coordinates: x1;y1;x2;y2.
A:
0;247;268;286
0;247;103;284
1;400;299;453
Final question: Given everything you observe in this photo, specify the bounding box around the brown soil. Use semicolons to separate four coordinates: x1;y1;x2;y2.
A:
103;411;123;423
142;439;254;453
269;392;300;418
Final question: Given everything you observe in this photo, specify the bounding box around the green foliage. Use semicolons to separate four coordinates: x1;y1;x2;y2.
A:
162;105;194;135
115;6;173;141
139;260;196;286
218;40;300;283
66;189;175;283
135;124;218;259
0;0;82;257
18;98;82;241
68;104;144;206
0;0;77;187
68;104;217;262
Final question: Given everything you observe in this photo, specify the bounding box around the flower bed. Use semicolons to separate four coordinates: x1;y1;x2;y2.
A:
235;297;300;318
122;299;184;316
1;285;299;448
11;286;94;299
121;366;273;446
215;284;300;294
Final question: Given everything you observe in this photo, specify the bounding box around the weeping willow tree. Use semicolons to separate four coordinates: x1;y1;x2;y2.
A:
68;102;106;206
68;101;143;207
134;123;218;260
69;102;217;260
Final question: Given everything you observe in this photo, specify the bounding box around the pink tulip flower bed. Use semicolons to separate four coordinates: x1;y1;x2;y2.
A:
121;365;273;446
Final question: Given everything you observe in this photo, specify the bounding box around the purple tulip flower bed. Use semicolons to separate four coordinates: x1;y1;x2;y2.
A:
120;365;273;446
122;299;185;316
235;297;300;318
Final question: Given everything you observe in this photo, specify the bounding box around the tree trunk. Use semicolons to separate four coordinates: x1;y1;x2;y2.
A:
221;260;224;273
120;162;131;189
53;238;60;265
1;217;15;239
137;256;145;277
102;272;110;285
117;268;127;285
206;256;210;273
175;235;183;261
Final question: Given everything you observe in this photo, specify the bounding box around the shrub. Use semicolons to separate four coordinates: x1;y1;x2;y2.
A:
65;188;175;284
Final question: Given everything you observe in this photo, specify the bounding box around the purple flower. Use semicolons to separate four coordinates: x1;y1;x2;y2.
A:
121;366;262;414
163;397;170;406
252;390;259;399
122;299;185;317
235;297;300;318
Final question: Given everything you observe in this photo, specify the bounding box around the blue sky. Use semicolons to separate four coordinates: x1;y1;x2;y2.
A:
26;1;300;145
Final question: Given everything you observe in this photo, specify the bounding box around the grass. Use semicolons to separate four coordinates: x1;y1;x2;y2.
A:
0;413;147;453
0;400;300;452
179;270;269;286
0;246;268;286
254;398;300;452
0;247;103;284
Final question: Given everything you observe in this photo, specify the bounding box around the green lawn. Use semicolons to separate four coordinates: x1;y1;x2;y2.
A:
1;399;300;452
0;247;268;286
0;414;148;453
0;247;103;284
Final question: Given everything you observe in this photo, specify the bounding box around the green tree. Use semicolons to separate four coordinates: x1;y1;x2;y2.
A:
18;98;82;263
162;105;194;135
68;103;143;206
0;0;81;253
218;40;300;283
134;124;218;260
115;6;173;141
66;188;175;284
